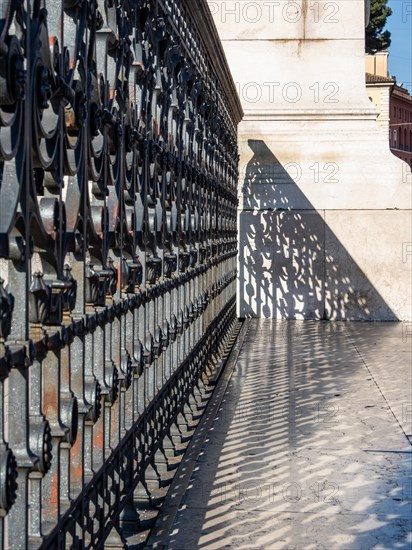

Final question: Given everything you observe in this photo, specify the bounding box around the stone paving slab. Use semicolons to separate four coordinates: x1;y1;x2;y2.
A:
147;320;412;550
167;509;411;550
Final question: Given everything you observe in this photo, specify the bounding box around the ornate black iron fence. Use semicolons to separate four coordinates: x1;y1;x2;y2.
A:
0;0;242;546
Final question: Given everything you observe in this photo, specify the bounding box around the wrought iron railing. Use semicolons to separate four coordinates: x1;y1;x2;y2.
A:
0;0;242;547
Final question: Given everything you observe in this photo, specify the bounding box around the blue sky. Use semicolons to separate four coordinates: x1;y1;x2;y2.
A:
386;0;412;90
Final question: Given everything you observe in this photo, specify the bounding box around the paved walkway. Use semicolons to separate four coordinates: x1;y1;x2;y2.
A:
147;320;412;549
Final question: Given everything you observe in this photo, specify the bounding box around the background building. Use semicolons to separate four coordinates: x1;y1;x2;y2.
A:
366;52;412;168
391;85;412;168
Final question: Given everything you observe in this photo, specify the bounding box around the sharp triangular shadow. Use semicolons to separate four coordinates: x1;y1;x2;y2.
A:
238;140;398;320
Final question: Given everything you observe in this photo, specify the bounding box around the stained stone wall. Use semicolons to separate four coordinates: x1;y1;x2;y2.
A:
208;0;412;320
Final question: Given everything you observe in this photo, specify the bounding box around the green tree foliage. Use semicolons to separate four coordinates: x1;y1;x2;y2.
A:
366;0;392;53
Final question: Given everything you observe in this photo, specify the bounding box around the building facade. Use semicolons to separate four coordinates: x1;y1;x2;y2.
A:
390;85;412;168
366;52;412;169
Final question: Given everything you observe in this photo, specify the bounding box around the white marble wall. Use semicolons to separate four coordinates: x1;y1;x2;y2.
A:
209;0;412;320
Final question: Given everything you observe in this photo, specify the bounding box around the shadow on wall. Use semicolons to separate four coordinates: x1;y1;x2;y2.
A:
239;140;398;320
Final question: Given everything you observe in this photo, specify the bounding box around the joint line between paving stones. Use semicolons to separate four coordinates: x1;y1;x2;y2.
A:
345;325;412;447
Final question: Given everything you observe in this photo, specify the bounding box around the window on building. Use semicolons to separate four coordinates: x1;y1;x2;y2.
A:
394;106;396;117
394;129;397;148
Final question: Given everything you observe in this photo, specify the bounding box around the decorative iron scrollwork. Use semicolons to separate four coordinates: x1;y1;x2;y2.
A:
0;0;241;545
0;448;18;513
